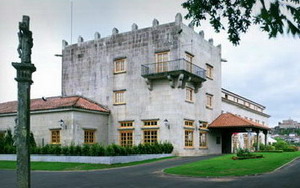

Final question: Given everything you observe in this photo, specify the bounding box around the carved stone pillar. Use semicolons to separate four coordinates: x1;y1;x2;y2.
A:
12;15;36;188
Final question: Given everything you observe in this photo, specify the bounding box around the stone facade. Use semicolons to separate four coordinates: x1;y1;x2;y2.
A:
61;14;222;156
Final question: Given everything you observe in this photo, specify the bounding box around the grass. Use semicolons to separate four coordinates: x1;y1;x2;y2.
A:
0;156;175;171
164;151;300;177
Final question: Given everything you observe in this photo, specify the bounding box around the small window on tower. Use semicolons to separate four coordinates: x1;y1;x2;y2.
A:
114;58;126;73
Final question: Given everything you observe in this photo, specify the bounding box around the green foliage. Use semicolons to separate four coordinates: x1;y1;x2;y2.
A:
29;132;36;148
0;139;173;156
182;0;300;45
3;129;14;146
235;148;263;159
253;142;266;151
0;130;16;154
265;145;275;151
283;145;298;152
273;140;289;150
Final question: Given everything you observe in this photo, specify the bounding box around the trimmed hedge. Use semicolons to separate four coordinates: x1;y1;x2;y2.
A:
233;148;264;160
1;142;174;156
0;129;173;156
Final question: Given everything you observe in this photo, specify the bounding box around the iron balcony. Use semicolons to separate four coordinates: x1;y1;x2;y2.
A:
141;58;206;83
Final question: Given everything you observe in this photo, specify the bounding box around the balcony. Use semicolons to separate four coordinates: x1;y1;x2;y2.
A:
141;59;206;91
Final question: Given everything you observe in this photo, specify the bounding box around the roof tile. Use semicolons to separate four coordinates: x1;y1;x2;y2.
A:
0;96;109;114
209;113;270;130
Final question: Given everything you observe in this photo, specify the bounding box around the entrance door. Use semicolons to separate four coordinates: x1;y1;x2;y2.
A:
222;132;232;153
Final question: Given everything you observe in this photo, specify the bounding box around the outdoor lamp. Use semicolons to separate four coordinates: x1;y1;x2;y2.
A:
59;119;67;129
164;119;170;129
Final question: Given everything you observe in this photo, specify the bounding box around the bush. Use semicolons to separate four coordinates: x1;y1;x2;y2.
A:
283;145;298;152
0;141;174;156
234;148;263;160
264;145;275;151
73;145;81;156
253;142;265;151
273;140;289;150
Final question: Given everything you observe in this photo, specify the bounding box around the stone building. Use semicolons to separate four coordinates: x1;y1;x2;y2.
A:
278;119;300;129
0;96;109;146
0;13;270;156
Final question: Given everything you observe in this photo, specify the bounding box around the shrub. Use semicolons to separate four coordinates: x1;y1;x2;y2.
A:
61;146;69;155
0;137;4;154
273;140;289;150
4;129;14;146
264;145;275;151
234;148;263;160
253;142;267;151
29;132;36;148
69;144;75;155
73;145;82;156
0;141;174;156
162;142;173;153
283;145;298;152
105;145;115;156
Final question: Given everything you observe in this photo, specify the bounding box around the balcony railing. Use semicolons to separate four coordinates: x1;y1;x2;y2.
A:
141;59;206;81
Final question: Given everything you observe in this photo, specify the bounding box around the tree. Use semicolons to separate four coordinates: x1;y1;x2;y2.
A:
182;0;300;45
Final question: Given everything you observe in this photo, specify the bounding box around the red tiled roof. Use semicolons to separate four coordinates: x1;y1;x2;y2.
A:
209;113;270;130
0;96;109;114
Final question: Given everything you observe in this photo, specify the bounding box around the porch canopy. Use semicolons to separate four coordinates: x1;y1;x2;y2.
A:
208;113;271;153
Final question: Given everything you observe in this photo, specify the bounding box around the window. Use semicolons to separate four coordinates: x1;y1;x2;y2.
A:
120;131;133;147
113;90;125;104
200;131;208;148
114;58;126;73
155;51;169;72
51;130;60;144
184;120;194;127
184;130;194;147
199;122;208;129
185;53;193;72
143;130;158;144
84;130;96;144
120;121;133;127
206;64;213;79
206;94;213;108
143;120;158;127
186;87;194;102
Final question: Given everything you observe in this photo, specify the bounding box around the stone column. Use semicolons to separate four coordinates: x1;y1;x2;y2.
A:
12;15;36;188
264;130;268;146
245;128;252;151
256;131;260;151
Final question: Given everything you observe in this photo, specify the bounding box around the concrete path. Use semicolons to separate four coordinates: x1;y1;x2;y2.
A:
1;155;300;188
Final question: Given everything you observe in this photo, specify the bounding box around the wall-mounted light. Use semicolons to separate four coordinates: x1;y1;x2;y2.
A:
198;121;203;129
164;119;170;129
59;119;67;129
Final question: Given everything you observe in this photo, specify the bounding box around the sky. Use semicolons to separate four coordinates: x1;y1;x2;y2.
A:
0;0;299;127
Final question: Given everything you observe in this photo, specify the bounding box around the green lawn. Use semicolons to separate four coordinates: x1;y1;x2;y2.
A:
164;151;300;177
0;157;175;171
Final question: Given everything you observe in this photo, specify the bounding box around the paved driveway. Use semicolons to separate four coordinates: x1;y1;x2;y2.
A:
1;156;300;188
